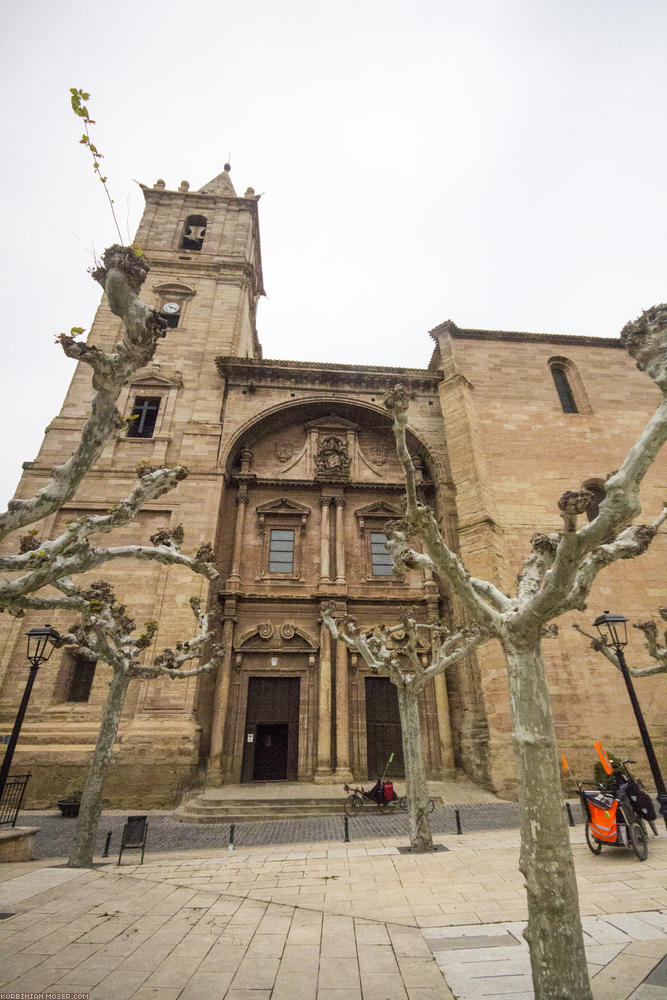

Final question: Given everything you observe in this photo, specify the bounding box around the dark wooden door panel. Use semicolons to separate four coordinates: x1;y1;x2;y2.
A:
242;677;300;782
365;677;404;777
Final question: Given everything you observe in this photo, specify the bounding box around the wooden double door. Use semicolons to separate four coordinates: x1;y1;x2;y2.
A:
241;676;300;782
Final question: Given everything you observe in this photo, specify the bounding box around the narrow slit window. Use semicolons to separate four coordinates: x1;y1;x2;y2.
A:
551;365;578;413
370;531;394;576
127;396;160;439
181;214;207;251
585;483;606;522
69;656;97;702
269;529;295;573
55;651;97;703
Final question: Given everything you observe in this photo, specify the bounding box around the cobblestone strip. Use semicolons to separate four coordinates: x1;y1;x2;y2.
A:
20;800;549;860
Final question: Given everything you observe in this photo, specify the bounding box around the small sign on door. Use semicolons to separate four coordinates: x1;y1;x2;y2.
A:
247;733;254;743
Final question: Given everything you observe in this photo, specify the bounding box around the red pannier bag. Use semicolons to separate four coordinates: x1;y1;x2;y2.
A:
383;781;394;802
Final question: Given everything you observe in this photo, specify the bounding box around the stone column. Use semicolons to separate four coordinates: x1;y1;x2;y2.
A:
433;672;455;777
319;497;332;584
426;591;455;777
334;497;346;584
314;620;333;781
227;489;248;587
334;639;353;779
207;613;236;785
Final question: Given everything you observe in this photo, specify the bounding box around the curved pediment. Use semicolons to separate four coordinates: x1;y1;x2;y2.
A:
234;622;318;652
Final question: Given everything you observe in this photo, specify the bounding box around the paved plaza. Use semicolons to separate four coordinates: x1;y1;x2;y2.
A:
0;823;665;999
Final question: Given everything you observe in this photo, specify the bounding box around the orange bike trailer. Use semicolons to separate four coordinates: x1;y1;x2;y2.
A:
585;794;618;843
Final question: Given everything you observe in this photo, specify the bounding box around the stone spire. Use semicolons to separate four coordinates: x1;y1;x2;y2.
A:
198;163;237;196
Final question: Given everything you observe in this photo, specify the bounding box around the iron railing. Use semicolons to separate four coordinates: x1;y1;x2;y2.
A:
0;773;30;827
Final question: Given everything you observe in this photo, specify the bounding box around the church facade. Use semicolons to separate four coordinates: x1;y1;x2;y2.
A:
0;167;664;807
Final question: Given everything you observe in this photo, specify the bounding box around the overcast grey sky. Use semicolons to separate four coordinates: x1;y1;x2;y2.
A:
1;0;666;509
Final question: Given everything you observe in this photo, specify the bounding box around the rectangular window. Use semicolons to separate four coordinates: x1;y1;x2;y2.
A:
269;529;295;573
370;531;394;576
127;396;160;438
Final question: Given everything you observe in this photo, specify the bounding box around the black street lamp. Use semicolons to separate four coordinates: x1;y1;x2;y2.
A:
593;610;667;829
0;625;61;799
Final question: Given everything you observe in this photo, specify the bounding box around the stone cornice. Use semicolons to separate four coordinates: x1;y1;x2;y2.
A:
429;322;624;349
216;356;439;392
229;476;433;493
218;590;431;606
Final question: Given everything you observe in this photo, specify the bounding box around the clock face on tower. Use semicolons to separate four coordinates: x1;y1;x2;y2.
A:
162;301;180;314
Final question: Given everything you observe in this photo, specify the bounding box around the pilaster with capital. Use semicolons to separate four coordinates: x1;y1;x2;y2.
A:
334;497;346;584
319;496;332;584
207;601;237;785
227;487;249;586
314;619;333;780
334;638;353;779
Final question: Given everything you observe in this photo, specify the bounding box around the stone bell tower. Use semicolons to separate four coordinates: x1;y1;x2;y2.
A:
0;165;268;807
135;164;265;363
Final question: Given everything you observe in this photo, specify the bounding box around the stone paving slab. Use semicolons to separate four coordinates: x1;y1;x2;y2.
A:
0;825;663;998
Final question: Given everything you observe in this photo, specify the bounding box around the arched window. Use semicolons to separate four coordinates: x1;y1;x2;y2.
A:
550;363;578;413
583;481;606;522
181;214;207;251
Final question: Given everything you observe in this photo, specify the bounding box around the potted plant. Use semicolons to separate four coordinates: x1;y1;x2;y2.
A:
56;776;85;817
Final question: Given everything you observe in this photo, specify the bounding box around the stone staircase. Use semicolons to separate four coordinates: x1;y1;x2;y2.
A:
174;793;346;824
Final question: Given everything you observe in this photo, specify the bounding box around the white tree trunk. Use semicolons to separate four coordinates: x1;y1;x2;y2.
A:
68;669;130;868
504;637;592;1000
397;686;434;852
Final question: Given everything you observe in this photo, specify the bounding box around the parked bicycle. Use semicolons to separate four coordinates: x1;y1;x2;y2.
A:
343;779;436;817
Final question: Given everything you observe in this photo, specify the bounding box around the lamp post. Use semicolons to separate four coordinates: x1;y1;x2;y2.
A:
0;625;61;799
593;611;667;829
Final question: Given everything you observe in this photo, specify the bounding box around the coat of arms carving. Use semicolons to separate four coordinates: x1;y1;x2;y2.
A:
368;439;389;465
315;434;351;480
275;441;297;463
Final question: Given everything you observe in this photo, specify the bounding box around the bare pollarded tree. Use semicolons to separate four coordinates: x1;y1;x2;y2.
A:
0;245;223;866
322;605;488;852
325;307;666;1000
20;581;222;868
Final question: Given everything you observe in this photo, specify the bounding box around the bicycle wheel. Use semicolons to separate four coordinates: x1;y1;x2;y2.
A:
344;794;363;818
629;821;648;861
398;795;408;811
585;823;602;855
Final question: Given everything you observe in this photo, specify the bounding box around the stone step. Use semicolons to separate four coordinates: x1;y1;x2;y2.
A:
186;798;344;808
174;808;349;825
174;798;347;824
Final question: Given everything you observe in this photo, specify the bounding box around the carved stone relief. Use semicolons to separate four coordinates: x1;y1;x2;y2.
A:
315;434;351;480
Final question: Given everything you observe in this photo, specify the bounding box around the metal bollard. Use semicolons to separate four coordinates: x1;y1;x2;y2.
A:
455;808;462;835
565;802;576;827
102;831;112;857
343;816;350;843
228;823;235;852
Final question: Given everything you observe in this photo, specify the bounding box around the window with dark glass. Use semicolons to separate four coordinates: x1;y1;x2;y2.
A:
370;531;394;576
268;529;295;573
181;214;207;251
551;365;578;413
127;396;160;439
